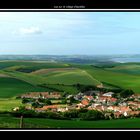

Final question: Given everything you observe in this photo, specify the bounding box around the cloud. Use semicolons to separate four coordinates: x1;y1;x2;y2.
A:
18;27;42;35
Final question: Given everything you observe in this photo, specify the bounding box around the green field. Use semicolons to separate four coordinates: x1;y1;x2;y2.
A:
0;76;47;98
0;99;22;111
37;68;101;85
106;63;140;75
0;115;140;128
78;65;140;93
0;61;70;70
1;61;140;98
1;60;140;97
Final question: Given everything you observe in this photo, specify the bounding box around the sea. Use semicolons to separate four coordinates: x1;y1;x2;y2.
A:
111;56;140;63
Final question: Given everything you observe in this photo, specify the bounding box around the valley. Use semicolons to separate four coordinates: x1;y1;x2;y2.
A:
0;55;140;128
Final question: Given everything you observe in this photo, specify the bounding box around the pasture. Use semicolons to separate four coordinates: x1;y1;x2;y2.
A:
0;77;48;98
80;65;140;93
0;98;22;111
0;115;140;128
37;68;101;85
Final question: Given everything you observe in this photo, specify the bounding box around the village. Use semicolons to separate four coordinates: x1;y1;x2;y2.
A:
13;89;140;119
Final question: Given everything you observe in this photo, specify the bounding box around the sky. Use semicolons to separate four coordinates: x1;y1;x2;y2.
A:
1;12;140;55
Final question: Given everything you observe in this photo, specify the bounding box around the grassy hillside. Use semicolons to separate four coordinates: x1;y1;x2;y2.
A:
1;61;140;97
106;63;140;75
76;65;140;93
0;77;47;98
35;68;101;85
0;61;70;72
45;84;79;94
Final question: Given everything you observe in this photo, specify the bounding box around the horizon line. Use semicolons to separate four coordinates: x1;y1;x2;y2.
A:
0;54;139;56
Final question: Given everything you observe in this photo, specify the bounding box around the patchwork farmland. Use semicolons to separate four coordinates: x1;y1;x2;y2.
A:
0;60;140;128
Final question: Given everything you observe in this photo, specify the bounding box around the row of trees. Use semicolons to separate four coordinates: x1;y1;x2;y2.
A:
22;98;52;108
12;107;105;121
112;89;134;98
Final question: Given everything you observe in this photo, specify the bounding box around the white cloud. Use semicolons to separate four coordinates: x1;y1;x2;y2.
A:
18;27;42;35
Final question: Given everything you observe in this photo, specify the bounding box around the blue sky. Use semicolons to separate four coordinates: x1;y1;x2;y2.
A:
1;12;140;55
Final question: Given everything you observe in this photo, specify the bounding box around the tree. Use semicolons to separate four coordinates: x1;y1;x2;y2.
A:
112;93;119;98
32;102;40;108
62;109;79;118
22;98;29;104
61;99;67;104
38;98;52;105
69;96;77;103
120;89;134;98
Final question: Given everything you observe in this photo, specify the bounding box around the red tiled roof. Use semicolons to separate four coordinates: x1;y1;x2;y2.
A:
21;92;61;98
129;111;140;115
42;105;58;109
84;96;93;100
110;98;117;102
119;106;131;112
99;96;111;100
81;99;89;106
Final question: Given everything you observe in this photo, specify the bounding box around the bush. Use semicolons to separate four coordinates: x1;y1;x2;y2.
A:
79;110;105;121
38;98;52;105
62;109;79;118
120;89;134;98
22;98;35;104
11;107;37;117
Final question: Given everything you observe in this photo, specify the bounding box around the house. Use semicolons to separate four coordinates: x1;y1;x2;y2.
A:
123;111;128;117
119;106;131;113
35;105;58;112
127;101;140;107
13;107;19;111
110;98;117;103
114;111;122;118
87;106;93;110
107;106;120;112
49;92;61;99
95;105;104;111
74;93;83;100
133;94;140;98
102;92;114;97
129;104;138;110
76;103;85;109
81;99;89;106
57;107;68;112
128;111;140;117
77;92;84;96
83;95;93;101
98;96;111;103
42;105;58;109
66;95;73;99
119;102;127;106
20;92;61;99
91;103;101;108
97;84;103;88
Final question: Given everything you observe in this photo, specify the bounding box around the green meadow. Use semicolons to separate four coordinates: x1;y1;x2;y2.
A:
0;98;22;111
1;61;140;98
38;68;101;85
0;76;47;98
0;115;140;128
80;65;140;93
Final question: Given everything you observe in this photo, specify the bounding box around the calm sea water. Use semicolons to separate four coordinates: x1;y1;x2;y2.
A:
112;57;140;63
